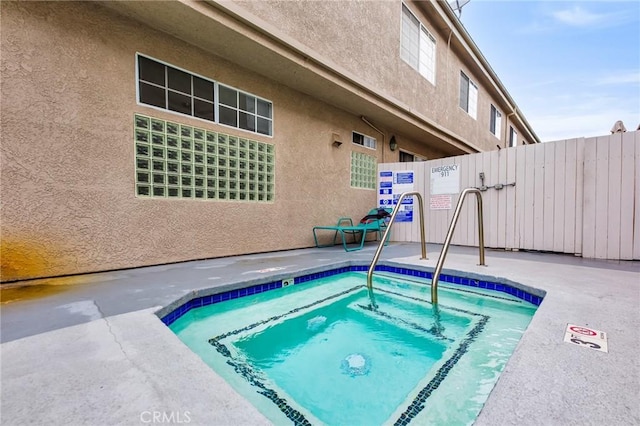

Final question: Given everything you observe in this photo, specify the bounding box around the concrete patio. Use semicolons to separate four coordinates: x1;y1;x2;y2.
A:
1;243;638;425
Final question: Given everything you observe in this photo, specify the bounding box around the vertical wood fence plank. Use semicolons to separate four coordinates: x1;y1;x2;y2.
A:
488;151;499;247
606;134;622;259
533;144;546;250
426;158;438;243
515;144;527;248
407;162;416;242
444;156;459;245
543;142;556;250
633;132;640;259
452;154;466;246
563;139;578;253
574;138;585;255
505;147;517;249
620;131;635;259
463;154;477;246
496;149;508;248
471;153;484;246
552;141;566;251
435;158;446;243
418;161;429;245
422;159;433;243
582;137;597;258
523;145;536;249
594;136;610;259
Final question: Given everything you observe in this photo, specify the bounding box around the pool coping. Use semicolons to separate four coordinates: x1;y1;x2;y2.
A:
156;260;546;327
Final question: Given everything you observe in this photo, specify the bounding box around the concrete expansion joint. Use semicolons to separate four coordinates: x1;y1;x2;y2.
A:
93;300;129;360
92;302;169;399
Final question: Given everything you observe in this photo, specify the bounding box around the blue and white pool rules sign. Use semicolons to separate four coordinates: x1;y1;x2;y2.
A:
379;170;414;222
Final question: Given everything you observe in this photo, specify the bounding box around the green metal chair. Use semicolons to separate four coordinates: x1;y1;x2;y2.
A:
312;208;392;252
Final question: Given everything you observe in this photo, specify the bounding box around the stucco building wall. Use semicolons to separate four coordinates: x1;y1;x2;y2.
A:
0;1;418;281
232;0;535;150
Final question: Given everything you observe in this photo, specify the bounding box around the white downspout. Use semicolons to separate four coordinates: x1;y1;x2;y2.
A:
361;116;386;163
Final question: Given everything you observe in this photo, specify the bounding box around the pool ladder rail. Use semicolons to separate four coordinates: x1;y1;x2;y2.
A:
367;188;486;306
367;191;427;308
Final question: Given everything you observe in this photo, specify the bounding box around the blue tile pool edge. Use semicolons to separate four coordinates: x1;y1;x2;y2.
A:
157;261;546;327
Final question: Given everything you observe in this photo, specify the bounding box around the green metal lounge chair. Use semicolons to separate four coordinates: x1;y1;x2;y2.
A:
312;208;392;252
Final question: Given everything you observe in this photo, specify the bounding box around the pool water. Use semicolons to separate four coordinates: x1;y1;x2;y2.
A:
170;272;537;425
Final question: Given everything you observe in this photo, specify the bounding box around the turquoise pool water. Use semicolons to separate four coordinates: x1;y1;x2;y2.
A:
169;271;537;425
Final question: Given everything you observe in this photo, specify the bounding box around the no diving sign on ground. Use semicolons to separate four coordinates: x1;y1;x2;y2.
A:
563;324;608;353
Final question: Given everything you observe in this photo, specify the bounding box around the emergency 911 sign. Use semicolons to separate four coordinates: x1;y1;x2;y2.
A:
430;164;459;210
431;164;460;195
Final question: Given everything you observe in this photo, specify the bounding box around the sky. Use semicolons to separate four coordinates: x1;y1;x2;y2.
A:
458;0;640;142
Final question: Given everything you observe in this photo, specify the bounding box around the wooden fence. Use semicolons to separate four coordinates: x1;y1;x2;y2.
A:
381;131;639;260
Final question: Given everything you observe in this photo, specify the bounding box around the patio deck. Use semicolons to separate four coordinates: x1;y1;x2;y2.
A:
1;243;638;425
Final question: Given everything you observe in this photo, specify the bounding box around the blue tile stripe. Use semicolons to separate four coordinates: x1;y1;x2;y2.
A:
161;264;542;326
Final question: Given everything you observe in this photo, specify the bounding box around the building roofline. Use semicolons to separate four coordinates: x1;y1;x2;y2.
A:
100;0;538;152
433;0;541;144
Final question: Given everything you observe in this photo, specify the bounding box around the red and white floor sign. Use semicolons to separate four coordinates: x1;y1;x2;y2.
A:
563;324;608;353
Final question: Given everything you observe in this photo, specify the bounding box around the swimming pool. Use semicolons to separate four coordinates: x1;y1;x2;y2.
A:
162;264;542;425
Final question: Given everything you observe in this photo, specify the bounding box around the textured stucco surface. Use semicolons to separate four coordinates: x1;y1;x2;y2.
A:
1;0;534;281
233;0;533;150
0;1;401;280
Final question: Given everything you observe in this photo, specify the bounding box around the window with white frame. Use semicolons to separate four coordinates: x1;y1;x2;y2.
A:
399;150;426;162
401;4;436;84
509;126;518;147
490;104;502;138
352;131;377;149
136;54;273;136
459;71;478;119
218;84;273;136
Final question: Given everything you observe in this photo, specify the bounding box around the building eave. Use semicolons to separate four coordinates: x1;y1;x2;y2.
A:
100;0;484;155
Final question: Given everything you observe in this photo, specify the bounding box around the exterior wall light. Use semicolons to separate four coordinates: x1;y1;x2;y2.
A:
389;136;398;151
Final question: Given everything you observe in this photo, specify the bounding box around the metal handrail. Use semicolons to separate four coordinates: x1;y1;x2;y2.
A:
367;191;427;307
431;187;486;304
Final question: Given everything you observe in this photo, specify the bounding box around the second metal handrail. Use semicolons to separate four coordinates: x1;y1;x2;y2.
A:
367;191;427;307
431;187;486;304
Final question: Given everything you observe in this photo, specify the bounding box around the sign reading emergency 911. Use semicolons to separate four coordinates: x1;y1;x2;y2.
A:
378;170;414;222
431;164;460;195
430;164;460;210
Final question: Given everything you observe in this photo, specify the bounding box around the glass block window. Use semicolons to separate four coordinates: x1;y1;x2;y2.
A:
350;151;377;190
134;114;275;202
136;54;273;136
